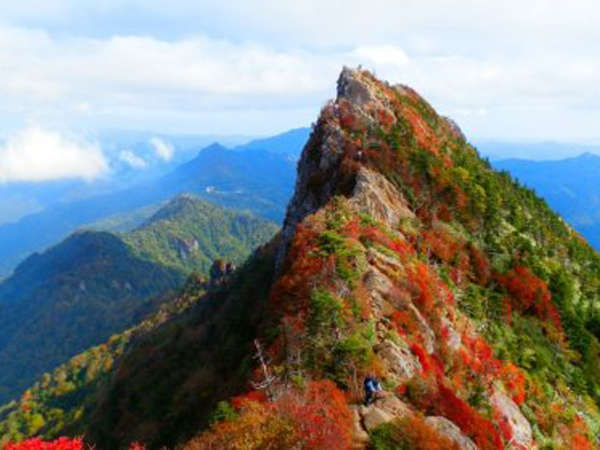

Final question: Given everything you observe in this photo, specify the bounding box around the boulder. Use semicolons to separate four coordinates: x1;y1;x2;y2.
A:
491;390;532;448
376;393;411;417
351;406;370;444
359;406;395;431
425;416;477;450
441;316;461;351
407;304;436;354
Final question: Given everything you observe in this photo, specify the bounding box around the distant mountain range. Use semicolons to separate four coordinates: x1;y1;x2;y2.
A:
0;129;303;278
0;194;277;404
475;140;600;161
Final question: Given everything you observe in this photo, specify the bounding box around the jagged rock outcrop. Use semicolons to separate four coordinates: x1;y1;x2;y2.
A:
208;259;235;286
425;416;477;450
491;390;532;448
277;67;414;270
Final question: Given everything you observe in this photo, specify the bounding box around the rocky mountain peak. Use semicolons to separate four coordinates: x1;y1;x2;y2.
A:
277;67;439;268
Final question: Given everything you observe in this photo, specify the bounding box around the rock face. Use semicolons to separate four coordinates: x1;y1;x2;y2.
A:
375;341;421;381
360;406;395;431
350;167;414;227
276;68;413;270
358;393;410;431
208;259;235;286
425;416;477;450
171;236;199;259
491;390;532;448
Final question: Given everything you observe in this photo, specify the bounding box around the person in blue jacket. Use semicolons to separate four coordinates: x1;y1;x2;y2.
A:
364;375;382;406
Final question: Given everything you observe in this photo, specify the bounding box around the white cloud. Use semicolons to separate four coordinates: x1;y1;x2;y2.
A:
149;137;173;161
119;150;147;169
0;127;108;183
1;1;600;141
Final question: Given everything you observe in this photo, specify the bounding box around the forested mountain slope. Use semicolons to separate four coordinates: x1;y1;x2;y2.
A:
4;68;600;449
0;195;277;406
494;153;600;250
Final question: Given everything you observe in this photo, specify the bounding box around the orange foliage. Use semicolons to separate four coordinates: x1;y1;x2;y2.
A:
184;400;294;450
360;226;414;257
469;245;490;285
269;224;323;314
187;381;353;450
231;390;268;410
571;434;592;450
399;104;440;155
462;334;501;378
279;380;353;449
421;227;463;263
499;363;526;405
383;414;462;450
390;310;419;335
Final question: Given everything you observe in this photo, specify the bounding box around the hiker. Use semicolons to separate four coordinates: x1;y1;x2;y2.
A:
364;375;382;406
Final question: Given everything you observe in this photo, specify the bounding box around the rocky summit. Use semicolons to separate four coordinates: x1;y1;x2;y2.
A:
3;68;600;449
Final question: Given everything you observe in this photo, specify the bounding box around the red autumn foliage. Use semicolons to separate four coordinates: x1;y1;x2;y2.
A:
500;363;526;405
469;245;491;285
436;204;453;222
407;263;436;313
280;380;353;449
387;414;461;450
410;343;444;379
2;439;83;450
571;434;592;450
360;226;414;257
128;443;146;450
461;334;501;377
2;439;145;450
189;381;353;450
498;266;562;331
421;227;463;263
231;390;268;410
338;100;364;132
495;409;513;443
390;310;417;336
377;108;396;130
411;343;431;373
434;384;503;450
399;104;441;154
269;224;323;314
342;219;361;239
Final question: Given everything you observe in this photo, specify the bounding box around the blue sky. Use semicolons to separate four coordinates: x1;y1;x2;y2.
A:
1;1;600;181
